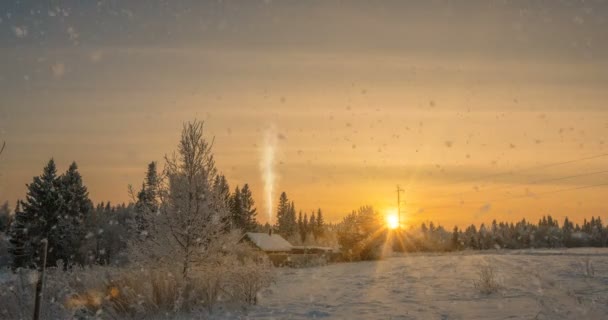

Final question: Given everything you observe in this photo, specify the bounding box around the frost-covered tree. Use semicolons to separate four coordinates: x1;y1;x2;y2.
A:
337;206;384;261
131;120;230;279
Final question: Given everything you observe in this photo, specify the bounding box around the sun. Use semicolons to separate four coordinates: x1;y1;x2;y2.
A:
386;211;400;230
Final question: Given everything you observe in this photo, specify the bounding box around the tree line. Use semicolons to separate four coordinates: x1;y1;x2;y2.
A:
335;206;608;261
274;191;325;244
1;131;262;271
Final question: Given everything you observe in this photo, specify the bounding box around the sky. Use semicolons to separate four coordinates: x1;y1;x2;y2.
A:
0;0;607;228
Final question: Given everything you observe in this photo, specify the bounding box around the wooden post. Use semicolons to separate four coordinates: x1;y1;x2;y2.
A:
33;239;48;320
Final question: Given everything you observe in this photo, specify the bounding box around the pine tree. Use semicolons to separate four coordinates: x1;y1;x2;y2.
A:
8;201;32;270
276;192;290;234
11;159;63;269
239;184;257;231
288;201;297;236
214;174;231;209
309;212;316;240
135;162;160;234
0;201;11;233
298;211;305;242
315;208;325;239
451;226;460;250
229;185;243;229
58;162;92;267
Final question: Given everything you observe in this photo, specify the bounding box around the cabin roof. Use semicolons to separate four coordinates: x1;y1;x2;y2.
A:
242;232;293;252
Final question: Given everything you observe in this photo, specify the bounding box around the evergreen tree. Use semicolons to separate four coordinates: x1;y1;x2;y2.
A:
135;162;160;234
315;208;325;239
0;201;11;233
11;159;63;269
214;174;231;209
229;185;243;229
239;184;258;231
58;162;92;267
309;212;316;240
287;201;297;236
8;201;32;270
297;211;305;242
451;226;460;250
276;192;290;234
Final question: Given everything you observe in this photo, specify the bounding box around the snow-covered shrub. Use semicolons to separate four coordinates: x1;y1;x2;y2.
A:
0;267;78;319
224;254;274;305
474;262;501;294
1;255;273;319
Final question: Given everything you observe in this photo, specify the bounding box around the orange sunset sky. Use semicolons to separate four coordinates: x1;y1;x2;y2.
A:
1;1;607;228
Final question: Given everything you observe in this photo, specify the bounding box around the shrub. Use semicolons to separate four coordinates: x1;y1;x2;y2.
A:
474;262;501;294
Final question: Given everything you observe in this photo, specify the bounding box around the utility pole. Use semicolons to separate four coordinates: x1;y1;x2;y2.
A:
396;185;404;227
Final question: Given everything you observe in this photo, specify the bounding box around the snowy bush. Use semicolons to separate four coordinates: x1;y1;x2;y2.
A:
0;253;273;320
474;262;501;294
0;267;77;319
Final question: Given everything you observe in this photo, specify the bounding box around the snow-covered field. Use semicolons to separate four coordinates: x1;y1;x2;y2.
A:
227;248;608;320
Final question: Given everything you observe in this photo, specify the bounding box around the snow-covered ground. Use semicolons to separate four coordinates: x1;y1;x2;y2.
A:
226;248;608;319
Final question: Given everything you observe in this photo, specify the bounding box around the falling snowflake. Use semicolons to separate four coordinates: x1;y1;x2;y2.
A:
51;63;66;77
13;26;28;38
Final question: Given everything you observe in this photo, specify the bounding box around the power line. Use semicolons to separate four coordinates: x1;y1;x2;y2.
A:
408;180;608;212
430;169;608;200
414;152;608;195
488;181;608;204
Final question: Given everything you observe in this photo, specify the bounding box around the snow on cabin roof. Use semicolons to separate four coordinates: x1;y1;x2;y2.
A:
243;232;293;252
